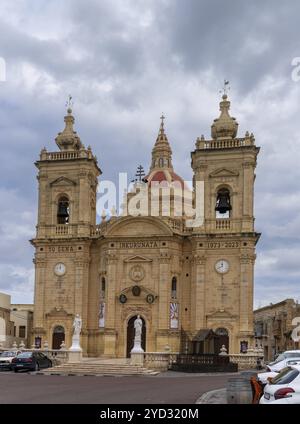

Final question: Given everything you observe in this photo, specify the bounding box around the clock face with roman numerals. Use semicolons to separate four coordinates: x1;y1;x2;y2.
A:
215;259;229;274
54;263;66;276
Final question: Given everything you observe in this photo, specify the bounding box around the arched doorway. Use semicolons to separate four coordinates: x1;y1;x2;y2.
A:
126;316;146;358
52;325;65;349
214;327;229;354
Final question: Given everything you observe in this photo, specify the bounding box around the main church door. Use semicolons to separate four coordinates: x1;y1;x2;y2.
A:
126;316;146;357
52;325;65;349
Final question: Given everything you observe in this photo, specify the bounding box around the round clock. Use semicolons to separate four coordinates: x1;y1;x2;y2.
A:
215;259;229;274
54;262;66;276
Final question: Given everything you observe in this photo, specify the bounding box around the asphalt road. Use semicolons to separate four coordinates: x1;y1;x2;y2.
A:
0;371;233;404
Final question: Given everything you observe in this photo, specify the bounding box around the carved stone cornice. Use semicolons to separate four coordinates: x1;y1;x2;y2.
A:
121;305;152;322
158;252;171;264
191;254;206;265
240;253;256;264
33;258;47;268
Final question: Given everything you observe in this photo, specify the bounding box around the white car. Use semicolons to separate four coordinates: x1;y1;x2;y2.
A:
258;359;300;385
260;365;300;404
266;350;300;372
268;393;300;404
0;351;21;370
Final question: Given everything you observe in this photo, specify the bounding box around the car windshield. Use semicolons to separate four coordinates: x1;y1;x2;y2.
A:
17;352;32;358
270;367;300;385
0;351;16;357
270;354;286;364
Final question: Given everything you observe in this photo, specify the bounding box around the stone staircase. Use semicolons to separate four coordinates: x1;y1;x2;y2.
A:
40;358;159;376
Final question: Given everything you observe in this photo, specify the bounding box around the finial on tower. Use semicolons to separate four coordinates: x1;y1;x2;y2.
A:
65;94;74;114
159;113;165;134
219;79;230;98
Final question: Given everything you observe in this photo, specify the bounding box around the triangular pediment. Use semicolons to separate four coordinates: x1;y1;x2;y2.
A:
124;255;153;263
50;177;77;187
209;168;239;178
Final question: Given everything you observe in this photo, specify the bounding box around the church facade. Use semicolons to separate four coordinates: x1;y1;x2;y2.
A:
31;94;260;357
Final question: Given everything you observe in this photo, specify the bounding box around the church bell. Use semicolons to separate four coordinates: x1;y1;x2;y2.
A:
215;191;232;214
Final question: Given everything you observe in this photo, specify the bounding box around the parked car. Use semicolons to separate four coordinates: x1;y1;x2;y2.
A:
258;359;300;385
11;352;52;372
0;351;21;370
260;365;300;404
267;393;300;404
266;350;300;372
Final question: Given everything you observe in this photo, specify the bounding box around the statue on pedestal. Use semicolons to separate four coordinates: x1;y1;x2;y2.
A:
131;315;144;353
69;313;82;352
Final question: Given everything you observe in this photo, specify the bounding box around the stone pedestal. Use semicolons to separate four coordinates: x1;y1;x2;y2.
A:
68;350;82;363
130;352;144;366
69;334;82;352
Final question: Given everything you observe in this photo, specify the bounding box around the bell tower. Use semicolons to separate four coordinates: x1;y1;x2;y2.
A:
32;104;101;350
190;93;260;353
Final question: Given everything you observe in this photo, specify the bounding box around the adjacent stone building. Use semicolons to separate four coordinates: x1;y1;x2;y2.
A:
254;299;300;361
31;94;260;357
0;292;14;348
10;304;34;348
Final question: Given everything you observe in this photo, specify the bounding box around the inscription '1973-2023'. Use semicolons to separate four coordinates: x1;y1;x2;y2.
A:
207;241;240;249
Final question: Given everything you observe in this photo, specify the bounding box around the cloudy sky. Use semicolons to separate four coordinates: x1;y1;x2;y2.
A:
0;0;300;307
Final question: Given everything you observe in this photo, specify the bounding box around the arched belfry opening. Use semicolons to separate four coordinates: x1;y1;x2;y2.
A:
57;196;70;224
215;188;231;219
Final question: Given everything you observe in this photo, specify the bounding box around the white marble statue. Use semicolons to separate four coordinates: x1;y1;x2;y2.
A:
73;313;82;336
70;313;82;352
134;315;142;339
131;315;144;353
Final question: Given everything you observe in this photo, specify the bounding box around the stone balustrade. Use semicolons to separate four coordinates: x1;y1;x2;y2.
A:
229;352;264;370
144;352;178;371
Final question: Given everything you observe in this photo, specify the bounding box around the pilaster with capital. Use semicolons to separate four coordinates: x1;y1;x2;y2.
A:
239;252;256;332
191;254;206;331
158;252;171;330
33;257;47;328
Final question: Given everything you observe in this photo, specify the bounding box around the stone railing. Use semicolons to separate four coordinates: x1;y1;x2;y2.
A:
216;219;231;230
40;149;95;162
229;352;264;370
144;352;178;371
196;136;254;150
37;224;78;238
0;344;69;365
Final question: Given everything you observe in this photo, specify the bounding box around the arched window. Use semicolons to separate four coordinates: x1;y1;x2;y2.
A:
171;277;177;299
215;188;231;219
101;277;106;298
158;157;164;168
57;196;70;224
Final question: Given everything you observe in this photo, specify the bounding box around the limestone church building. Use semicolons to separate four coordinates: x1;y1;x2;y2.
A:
31;94;260;357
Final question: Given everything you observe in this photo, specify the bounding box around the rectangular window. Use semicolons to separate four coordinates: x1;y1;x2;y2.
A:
13;326;16;337
19;326;26;338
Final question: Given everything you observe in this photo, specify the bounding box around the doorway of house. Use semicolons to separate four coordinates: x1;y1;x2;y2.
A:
126;316;146;357
52;325;65;349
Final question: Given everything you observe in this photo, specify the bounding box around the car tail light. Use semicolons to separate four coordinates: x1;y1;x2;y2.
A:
274;388;295;400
